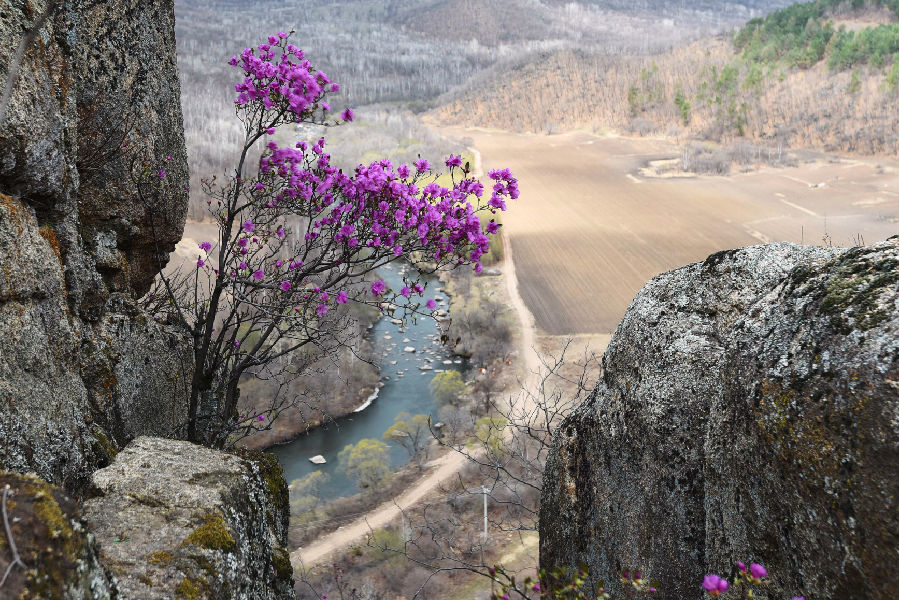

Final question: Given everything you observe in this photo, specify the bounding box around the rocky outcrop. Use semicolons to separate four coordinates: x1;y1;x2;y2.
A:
540;238;899;599
0;0;191;493
0;471;116;599
82;437;295;600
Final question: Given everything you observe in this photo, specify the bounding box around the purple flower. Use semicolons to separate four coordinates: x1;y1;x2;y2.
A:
426;299;436;310
280;281;291;292
196;259;205;267
702;575;728;596
397;164;410;178
336;291;348;304
266;127;275;135
445;154;462;168
316;303;328;317
738;562;746;573
414;158;430;172
233;340;240;347
257;414;265;421
532;583;540;592
276;227;285;238
243;220;255;234
199;241;212;252
792;597;806;600
371;280;386;296
239;261;247;270
475;262;483;274
252;269;264;281
749;563;767;580
158;169;166;178
401;286;411;298
340;108;354;122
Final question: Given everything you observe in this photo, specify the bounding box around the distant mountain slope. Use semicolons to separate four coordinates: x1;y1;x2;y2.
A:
431;0;899;155
174;0;800;215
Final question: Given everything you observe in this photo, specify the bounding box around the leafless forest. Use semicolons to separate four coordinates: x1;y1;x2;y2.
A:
174;0;796;217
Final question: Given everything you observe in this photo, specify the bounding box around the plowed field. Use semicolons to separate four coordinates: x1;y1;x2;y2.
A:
436;126;899;334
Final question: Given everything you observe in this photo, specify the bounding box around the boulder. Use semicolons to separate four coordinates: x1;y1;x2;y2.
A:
540;238;899;599
82;437;296;600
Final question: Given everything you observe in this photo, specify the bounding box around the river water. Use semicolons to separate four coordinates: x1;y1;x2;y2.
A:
271;262;468;499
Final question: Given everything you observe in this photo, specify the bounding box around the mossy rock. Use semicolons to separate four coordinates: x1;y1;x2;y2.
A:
819;251;899;333
272;545;292;582
232;448;290;535
0;472;113;598
175;576;208;599
183;514;236;553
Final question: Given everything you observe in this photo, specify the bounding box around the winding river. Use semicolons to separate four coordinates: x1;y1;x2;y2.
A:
271;262;468;499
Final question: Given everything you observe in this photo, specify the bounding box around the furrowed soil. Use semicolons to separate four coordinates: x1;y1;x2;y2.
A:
432;124;899;335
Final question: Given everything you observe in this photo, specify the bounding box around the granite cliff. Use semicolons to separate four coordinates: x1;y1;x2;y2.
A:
0;2;296;597
540;238;899;599
0;0;191;492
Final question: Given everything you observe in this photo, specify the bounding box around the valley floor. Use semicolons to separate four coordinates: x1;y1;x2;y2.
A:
431;122;899;335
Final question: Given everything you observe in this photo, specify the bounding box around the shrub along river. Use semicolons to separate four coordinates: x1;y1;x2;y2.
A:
271;261;469;499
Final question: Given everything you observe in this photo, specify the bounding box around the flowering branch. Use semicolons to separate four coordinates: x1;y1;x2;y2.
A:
143;31;517;446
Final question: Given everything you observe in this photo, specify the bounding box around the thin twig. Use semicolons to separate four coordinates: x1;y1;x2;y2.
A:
0;484;28;588
0;1;60;125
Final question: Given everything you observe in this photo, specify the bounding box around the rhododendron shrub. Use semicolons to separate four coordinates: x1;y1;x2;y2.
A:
138;32;515;445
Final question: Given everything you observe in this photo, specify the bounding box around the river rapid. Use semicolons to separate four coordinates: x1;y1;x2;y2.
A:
271;261;468;499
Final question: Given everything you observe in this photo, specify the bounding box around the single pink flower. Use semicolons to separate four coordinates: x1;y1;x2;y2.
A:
702;575;728;596
749;564;767;580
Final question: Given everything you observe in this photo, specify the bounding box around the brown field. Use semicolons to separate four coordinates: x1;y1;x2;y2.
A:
433;125;899;335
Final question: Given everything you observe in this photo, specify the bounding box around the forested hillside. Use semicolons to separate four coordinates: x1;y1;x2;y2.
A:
432;0;899;155
174;0;795;216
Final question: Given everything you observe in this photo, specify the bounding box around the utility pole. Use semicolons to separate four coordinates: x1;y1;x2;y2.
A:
482;486;489;540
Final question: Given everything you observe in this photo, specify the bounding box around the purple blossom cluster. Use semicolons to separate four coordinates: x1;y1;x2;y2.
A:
229;31;338;121
253;137;510;271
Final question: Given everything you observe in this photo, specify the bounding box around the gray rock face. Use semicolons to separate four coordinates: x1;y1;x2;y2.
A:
540;238;899;600
0;0;191;493
83;437;295;600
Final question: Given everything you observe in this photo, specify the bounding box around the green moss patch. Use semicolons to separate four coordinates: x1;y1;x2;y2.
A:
232;448;289;530
146;550;173;565
183;514;236;553
0;472;91;597
175;576;207;599
272;545;293;581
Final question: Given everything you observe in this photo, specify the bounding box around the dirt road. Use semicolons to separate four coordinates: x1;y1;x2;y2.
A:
290;237;541;570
